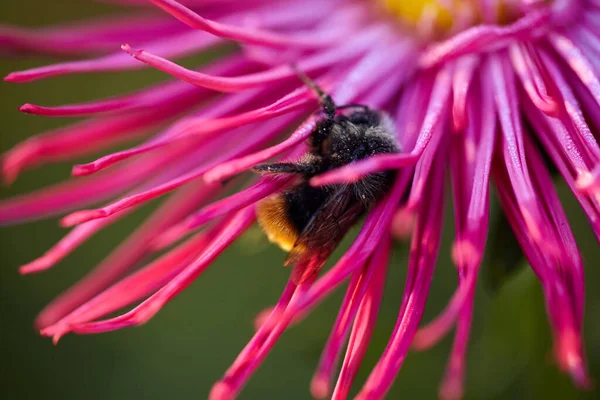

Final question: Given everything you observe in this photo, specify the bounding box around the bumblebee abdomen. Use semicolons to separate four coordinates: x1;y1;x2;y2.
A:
256;183;329;252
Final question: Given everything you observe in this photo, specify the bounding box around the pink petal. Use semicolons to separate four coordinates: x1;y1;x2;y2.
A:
119;28;375;92
413;80;495;350
203;116;316;183
152;174;292;249
357;150;446;400
312;239;391;399
550;32;600;110
67;207;255;335
509;43;560;116
18;55;246;117
451;55;479;131
331;249;388;400
147;0;333;49
419;8;551;68
0;15;180;56
41;225;216;341
61;112;303;226
4;30;220;83
36;180;221;329
0;148;178;224
72;87;312;176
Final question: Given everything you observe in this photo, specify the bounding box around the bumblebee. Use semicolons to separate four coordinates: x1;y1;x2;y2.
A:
253;69;400;284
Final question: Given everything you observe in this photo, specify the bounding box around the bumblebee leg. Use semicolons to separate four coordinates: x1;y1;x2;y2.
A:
252;162;318;175
291;65;336;119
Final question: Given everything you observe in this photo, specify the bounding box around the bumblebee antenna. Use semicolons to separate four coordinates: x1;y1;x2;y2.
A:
291;64;336;119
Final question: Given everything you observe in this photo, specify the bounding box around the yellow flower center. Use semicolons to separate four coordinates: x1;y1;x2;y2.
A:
381;0;457;31
379;0;526;37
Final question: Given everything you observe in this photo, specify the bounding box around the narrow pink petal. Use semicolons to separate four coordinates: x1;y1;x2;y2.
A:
4;30;220;82
487;54;549;246
72;87;311;176
405;123;447;210
1;119;140;183
312;239;391;399
331;250;388;400
540;49;600;162
119;28;376;92
3;81;209;182
19;213;130;274
438;293;475;400
68;207;255;334
148;0;333;49
203;116;317;183
152;174;292;249
61;113;299;226
509;43;559;116
526;141;586;325
0;147;179;224
395;72;435;150
451;55;479;131
550;32;600;110
331;38;415;105
523;100;600;241
18;56;246;117
36;180;221;329
0;16;179;56
311;272;364;400
414;82;495;350
41;226;216;341
357;151;446;400
493;140;590;387
419;8;551;68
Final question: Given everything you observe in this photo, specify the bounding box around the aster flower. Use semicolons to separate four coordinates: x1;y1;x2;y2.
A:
1;0;599;399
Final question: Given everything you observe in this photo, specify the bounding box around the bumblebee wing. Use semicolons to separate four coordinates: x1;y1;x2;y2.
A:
284;186;364;284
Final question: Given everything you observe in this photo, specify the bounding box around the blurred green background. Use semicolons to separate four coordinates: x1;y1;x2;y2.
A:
1;1;599;399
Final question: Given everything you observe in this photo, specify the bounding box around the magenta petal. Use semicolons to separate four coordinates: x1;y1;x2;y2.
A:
203;116;316;183
17;56;247;117
0;16;179;56
36;181;220;329
148;0;331;49
451;55;479;131
550;32;600;110
72;87;311;177
68;207;255;334
509;43;560;116
152;175;291;249
41;229;214;341
120;31;373;92
4;30;220;83
357;149;446;400
419;8;551;68
311;239;391;398
331;248;388;400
